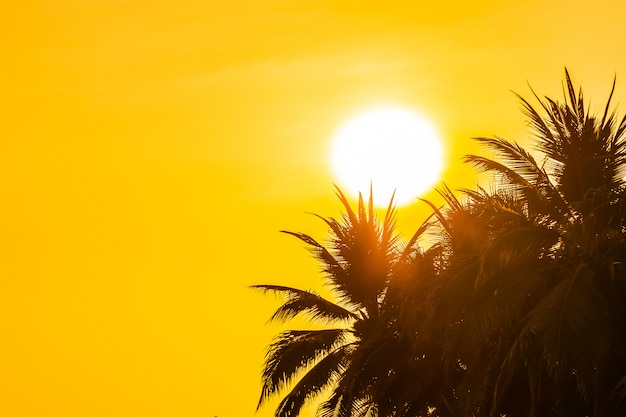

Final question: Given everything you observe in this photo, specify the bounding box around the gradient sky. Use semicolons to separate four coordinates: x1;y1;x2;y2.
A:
2;1;626;416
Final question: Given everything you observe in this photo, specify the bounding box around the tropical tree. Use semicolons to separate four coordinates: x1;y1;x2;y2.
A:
254;188;436;417
435;69;626;416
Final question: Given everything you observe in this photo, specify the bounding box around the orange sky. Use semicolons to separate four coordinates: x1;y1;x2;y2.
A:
2;1;626;416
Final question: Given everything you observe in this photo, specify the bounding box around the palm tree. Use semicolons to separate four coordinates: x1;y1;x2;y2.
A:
440;69;626;416
425;186;561;416
254;187;431;417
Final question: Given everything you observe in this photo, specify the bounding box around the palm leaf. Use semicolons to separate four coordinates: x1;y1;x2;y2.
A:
317;390;350;417
442;269;545;371
251;285;358;323
279;230;357;306
274;345;349;417
258;328;348;407
316;336;391;417
335;186;358;226
495;262;611;405
351;397;377;417
600;74;617;127
464;138;572;221
477;225;557;284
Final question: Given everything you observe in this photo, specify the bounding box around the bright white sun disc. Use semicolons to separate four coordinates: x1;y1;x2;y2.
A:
331;107;445;207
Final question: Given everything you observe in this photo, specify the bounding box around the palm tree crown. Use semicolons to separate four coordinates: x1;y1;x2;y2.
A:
254;188;415;417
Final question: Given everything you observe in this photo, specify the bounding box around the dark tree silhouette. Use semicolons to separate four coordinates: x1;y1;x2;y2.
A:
436;69;626;416
254;188;432;417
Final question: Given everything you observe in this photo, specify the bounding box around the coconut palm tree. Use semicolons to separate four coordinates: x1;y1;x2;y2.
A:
424;186;562;416
254;188;435;417
443;69;626;416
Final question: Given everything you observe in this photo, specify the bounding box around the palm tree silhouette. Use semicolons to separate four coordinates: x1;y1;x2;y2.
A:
438;69;626;416
254;188;418;417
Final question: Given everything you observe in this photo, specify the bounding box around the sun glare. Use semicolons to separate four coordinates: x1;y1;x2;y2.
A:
330;107;445;207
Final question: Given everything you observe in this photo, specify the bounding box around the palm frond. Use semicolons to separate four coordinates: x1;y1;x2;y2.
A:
536;263;610;400
251;285;358;323
382;189;397;238
442;269;545;371
496;262;611;404
564;67;585;121
367;184;374;226
399;211;435;263
464;137;572;221
273;345;349;417
600;73;617;127
351;396;378;417
258;328;348;407
318;335;398;417
419;197;449;237
464;138;542;182
335;186;358;226
317;390;350;417
454;352;498;417
420;184;463;239
279;230;355;305
478;225;558;283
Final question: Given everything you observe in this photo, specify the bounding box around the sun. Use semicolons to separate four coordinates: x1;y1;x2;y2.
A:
330;106;445;207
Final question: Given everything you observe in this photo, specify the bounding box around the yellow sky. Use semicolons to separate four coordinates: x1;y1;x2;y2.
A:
1;1;626;416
